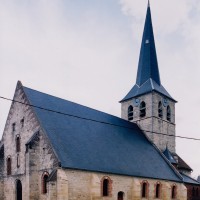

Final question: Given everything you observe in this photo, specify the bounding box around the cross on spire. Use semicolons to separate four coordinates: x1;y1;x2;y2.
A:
148;0;150;7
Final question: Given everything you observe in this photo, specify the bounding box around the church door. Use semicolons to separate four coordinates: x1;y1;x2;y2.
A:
118;191;124;200
16;180;22;200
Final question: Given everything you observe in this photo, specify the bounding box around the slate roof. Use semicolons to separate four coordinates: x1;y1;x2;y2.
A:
162;147;192;172
47;169;57;182
121;5;176;102
180;173;200;185
22;84;182;182
163;147;177;165
172;153;193;172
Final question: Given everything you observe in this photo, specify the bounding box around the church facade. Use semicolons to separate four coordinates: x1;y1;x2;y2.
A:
0;3;198;200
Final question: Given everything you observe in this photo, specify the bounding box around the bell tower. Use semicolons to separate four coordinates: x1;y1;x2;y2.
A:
120;3;177;153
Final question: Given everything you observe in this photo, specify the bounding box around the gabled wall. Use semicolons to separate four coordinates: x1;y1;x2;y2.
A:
1;82;59;200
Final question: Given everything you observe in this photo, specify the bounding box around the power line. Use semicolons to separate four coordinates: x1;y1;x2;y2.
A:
0;95;200;141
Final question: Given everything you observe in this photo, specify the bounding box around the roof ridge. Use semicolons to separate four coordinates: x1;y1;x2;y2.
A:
23;86;123;121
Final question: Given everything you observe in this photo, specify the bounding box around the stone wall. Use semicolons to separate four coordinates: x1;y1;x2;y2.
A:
0;82;58;200
61;169;187;200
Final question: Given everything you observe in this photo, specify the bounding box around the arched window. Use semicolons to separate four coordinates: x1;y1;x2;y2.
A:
118;191;124;200
155;182;161;198
192;187;195;197
142;181;148;198
167;106;171;121
158;102;163;118
16;135;20;152
7;157;12;175
171;185;176;199
196;188;199;197
101;177;112;196
103;179;109;196
128;105;133;121
140;101;146;118
42;172;49;194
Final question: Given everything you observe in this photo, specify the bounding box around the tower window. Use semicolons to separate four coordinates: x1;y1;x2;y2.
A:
128;105;133;121
140;101;146;118
158;102;163;118
141;181;148;198
155;182;161;198
42;172;49;194
7;157;12;175
16;135;21;152
171;185;176;199
101;177;112;197
167;106;171;121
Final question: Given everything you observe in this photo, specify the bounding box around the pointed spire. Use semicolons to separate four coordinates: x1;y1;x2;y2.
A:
136;3;161;86
120;3;176;103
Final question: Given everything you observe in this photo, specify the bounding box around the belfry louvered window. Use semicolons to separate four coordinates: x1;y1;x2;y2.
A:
167;106;171;122
158;101;163;118
128;105;133;121
140;101;146;118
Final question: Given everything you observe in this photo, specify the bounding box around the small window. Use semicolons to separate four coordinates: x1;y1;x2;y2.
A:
167;106;171;121
42;172;49;194
16;135;20;152
128;105;133;121
140;101;146;118
158;102;163;118
142;181;148;198
196;188;199;197
12;123;16;132
7;157;12;175
101;177;112;197
20;118;24;128
171;185;176;199
118;191;124;200
155;183;161;198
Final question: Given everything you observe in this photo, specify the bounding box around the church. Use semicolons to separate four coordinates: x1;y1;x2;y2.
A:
0;3;199;200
